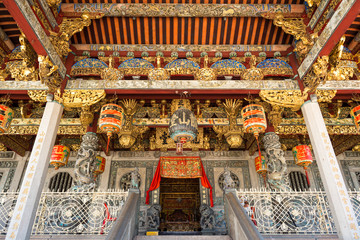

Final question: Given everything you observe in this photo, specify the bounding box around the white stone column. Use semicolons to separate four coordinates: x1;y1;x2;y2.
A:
301;96;360;240
6;99;63;240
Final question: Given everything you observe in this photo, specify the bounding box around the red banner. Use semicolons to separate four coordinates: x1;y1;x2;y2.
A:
146;156;213;207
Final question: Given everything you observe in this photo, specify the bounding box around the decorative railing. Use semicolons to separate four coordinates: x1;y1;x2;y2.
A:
236;189;360;235
0;191;128;235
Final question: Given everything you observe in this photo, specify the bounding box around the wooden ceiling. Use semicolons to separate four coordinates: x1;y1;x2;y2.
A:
0;2;21;45
72;17;293;45
345;14;360;45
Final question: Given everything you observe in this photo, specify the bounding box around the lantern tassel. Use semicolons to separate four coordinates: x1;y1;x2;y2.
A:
255;133;262;159
305;168;310;187
106;132;111;154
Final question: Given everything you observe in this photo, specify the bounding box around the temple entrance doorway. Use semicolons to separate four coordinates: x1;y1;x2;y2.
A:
159;178;201;233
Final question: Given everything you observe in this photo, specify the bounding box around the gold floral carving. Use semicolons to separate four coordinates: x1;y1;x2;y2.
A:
49;13;103;59
259;90;306;111
7;125;86;135
47;0;62;16
316;90;337;103
28;90;48;102
28;90;106;109
61;90;106;108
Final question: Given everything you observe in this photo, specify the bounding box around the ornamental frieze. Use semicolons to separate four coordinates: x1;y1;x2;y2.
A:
65;3;296;17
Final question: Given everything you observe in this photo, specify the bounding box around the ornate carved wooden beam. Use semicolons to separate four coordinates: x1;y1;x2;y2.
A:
3;0;66;78
73;44;291;53
0;135;31;157
297;0;360;79
61;3;305;18
35;0;58;29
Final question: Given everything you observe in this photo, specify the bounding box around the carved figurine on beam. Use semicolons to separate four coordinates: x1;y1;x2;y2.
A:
263;13;317;60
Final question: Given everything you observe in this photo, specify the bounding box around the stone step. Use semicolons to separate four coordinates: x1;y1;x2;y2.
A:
135;235;232;240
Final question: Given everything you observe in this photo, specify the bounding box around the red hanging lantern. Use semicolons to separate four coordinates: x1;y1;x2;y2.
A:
50;145;70;170
93;156;106;179
0;105;13;133
169;107;198;155
241;104;267;158
292;145;313;186
99;104;125;153
255;156;268;187
351;105;360;131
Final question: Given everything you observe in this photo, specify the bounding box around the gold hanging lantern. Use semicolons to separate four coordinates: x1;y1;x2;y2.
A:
0;105;14;133
169;107;198;155
292;145;313;186
50;145;71;170
93;156;106;179
99;104;125;152
241;104;267;158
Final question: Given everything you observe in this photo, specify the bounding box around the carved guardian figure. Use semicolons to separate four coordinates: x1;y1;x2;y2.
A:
147;204;161;230
200;204;215;230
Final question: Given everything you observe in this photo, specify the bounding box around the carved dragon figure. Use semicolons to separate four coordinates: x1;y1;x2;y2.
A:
72;132;98;192
263;132;291;191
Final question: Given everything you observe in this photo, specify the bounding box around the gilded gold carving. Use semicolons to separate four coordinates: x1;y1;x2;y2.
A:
0;143;7;152
47;0;62;16
32;1;51;30
215;99;244;148
268;105;283;130
195;56;217;81
148;56;170;81
259;90;306;111
38;55;62;92
79;106;94;127
49;13;103;59
263;13;316;58
7;125;86;135
118;99;148;148
101;56;124;81
155;128;204;151
303;56;329;93
242;56;263;80
7;34;38;82
316;90;337;103
61;90;106;108
28;90;48;102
